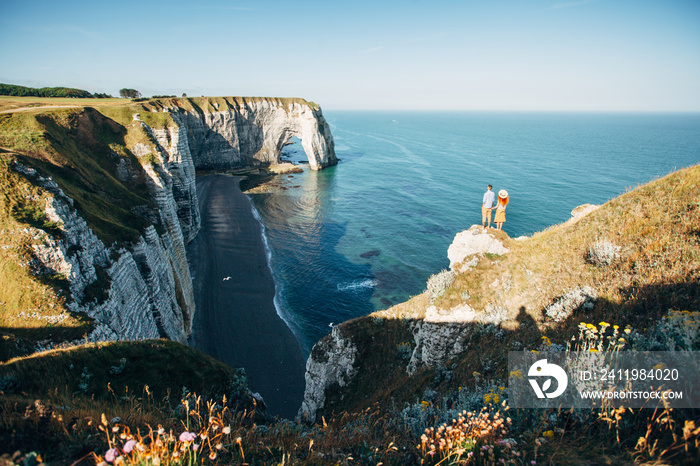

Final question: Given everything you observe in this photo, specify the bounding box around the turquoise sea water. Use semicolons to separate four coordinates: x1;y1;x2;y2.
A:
248;112;700;355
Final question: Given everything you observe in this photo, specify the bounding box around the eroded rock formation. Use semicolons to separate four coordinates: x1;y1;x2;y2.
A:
169;99;336;171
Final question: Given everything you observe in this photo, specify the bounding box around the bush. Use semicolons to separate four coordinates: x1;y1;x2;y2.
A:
427;269;456;302
586;238;621;266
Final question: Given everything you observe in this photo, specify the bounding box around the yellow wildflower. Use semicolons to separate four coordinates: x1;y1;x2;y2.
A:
542;430;555;439
510;369;523;379
589;348;599;353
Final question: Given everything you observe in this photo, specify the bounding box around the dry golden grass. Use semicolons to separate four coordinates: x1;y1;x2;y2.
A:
420;164;700;333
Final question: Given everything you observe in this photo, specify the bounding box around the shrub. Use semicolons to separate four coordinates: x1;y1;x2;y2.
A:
586;238;621;266
427;269;456;303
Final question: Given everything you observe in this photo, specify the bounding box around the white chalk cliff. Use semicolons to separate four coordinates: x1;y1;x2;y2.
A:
17;98;336;346
165;98;336;171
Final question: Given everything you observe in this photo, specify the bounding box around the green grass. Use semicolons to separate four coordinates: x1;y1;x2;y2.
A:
0;108;156;246
0;339;248;401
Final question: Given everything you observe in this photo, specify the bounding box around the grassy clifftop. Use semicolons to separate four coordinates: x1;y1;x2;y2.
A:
320;164;700;417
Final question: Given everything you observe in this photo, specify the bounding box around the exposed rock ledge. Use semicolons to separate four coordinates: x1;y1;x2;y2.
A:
298;326;357;422
447;225;510;272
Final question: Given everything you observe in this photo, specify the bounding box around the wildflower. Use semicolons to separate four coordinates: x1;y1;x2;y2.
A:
493;394;500;404
179;431;197;443
123;440;137;454
484;394;492;403
223;426;231;435
542;430;554;439
599;322;610;328
531;350;539;354
531;461;537;465
193;444;199;452
654;363;664;370
104;449;119;463
510;369;523;379
589;348;599;352
613;325;619;330
209;452;217;460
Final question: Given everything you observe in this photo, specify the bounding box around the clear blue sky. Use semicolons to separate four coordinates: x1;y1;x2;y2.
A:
1;0;699;111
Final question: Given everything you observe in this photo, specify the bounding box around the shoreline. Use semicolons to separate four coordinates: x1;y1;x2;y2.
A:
248;203;304;346
187;174;306;419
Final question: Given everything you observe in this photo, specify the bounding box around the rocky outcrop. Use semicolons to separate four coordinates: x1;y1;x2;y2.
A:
406;321;474;375
298;326;357;422
447;225;509;272
169;99;336;171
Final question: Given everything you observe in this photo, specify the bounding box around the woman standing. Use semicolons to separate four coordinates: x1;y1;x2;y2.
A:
494;189;509;231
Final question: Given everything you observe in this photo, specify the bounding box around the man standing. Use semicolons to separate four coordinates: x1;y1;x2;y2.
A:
482;184;496;228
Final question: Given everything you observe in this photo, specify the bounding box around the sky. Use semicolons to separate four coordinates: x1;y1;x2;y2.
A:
1;0;699;111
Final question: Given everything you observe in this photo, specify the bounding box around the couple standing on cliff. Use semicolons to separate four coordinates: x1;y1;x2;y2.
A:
482;185;509;230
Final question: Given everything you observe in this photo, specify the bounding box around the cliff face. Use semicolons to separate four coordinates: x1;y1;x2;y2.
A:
166;98;336;171
3;97;335;350
20;158;192;343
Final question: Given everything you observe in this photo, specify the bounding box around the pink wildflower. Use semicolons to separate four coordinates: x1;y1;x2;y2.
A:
123;440;137;453
179;431;197;442
104;448;118;463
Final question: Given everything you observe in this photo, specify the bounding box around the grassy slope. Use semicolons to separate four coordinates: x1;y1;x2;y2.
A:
0;340;258;462
321;164;700;417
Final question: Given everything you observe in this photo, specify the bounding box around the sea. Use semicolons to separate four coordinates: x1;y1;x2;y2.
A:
247;111;700;355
